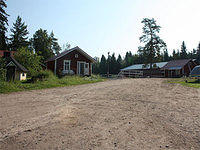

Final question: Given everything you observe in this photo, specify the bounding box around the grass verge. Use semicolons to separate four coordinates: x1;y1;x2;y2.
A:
167;78;200;88
0;75;105;94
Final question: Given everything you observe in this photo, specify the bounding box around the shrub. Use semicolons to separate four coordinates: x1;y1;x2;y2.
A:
0;58;6;81
31;70;56;83
0;68;6;81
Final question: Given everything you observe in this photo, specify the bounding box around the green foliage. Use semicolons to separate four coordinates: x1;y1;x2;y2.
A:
0;0;9;49
180;41;187;59
168;78;200;88
138;18;166;68
31;70;55;83
14;47;42;76
50;31;61;55
10;16;29;50
0;74;104;94
0;57;6;81
99;55;107;74
31;29;54;62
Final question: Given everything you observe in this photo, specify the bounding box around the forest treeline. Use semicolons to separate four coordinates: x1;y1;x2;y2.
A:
93;41;200;75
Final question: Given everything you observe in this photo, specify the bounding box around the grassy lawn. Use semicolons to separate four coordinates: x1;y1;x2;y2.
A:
0;75;105;94
167;78;200;88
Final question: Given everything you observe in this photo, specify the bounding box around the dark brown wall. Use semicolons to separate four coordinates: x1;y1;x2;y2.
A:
46;60;55;73
47;50;92;75
164;60;197;77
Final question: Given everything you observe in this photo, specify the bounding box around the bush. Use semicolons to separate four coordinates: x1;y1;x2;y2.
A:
30;70;55;83
0;68;6;81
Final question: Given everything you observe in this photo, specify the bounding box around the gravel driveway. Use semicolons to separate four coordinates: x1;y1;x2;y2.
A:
0;78;200;150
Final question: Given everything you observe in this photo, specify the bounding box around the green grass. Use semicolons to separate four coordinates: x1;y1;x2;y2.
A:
167;78;200;88
0;75;105;94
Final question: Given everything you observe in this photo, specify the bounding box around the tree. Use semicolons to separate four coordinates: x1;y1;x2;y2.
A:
50;31;61;55
196;42;200;64
63;43;71;51
163;49;169;61
138;18;166;70
0;0;9;49
180;41;187;59
99;55;107;74
124;51;133;67
10;16;29;51
14;47;42;76
110;53;117;74
0;57;6;81
116;54;123;73
31;29;54;62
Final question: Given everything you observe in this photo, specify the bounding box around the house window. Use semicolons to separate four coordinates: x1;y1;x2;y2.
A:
85;63;89;68
75;54;78;58
22;73;25;76
63;60;71;71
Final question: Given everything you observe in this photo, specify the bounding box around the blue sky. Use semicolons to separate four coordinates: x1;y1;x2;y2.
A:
6;0;200;58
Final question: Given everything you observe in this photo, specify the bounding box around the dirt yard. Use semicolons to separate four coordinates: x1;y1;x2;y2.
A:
0;78;200;150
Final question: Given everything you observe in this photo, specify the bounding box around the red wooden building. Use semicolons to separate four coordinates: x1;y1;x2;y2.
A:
46;47;95;76
162;59;197;77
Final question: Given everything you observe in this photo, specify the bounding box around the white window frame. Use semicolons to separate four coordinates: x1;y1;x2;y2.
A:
63;60;71;71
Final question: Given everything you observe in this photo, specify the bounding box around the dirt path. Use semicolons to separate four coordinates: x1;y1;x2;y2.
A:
1;78;200;150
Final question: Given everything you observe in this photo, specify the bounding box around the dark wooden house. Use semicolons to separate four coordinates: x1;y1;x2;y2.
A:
162;59;197;78
46;47;95;76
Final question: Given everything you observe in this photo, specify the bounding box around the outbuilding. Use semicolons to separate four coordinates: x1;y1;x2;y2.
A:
5;56;28;81
162;59;197;77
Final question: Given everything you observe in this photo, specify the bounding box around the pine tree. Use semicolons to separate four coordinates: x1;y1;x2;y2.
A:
10;16;29;51
138;18;166;70
0;0;9;49
110;53;117;74
50;31;61;55
99;55;107;74
180;41;187;59
163;49;169;61
116;54;123;73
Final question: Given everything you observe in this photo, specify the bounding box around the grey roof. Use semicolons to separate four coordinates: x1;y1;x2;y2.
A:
121;62;168;71
190;65;200;77
162;59;191;70
46;46;95;63
6;57;28;72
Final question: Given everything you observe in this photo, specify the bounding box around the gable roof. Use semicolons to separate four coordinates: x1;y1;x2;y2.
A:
162;59;191;70
6;57;28;72
121;62;168;71
46;46;95;63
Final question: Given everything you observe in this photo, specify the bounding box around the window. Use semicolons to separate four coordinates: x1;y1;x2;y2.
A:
22;73;25;76
75;54;78;58
64;60;71;71
85;63;89;68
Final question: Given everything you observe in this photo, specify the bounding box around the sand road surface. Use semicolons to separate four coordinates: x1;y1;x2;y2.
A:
1;78;200;150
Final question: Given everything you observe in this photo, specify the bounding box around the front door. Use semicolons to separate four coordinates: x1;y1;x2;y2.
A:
6;66;15;81
77;62;85;76
84;63;89;75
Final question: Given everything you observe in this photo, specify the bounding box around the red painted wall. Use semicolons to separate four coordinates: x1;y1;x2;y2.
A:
0;50;15;57
46;50;93;76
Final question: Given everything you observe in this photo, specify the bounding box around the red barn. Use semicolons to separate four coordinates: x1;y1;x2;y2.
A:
46;46;95;76
162;59;197;77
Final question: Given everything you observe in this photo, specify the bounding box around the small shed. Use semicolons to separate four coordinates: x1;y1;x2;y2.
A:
162;59;197;78
5;57;28;81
